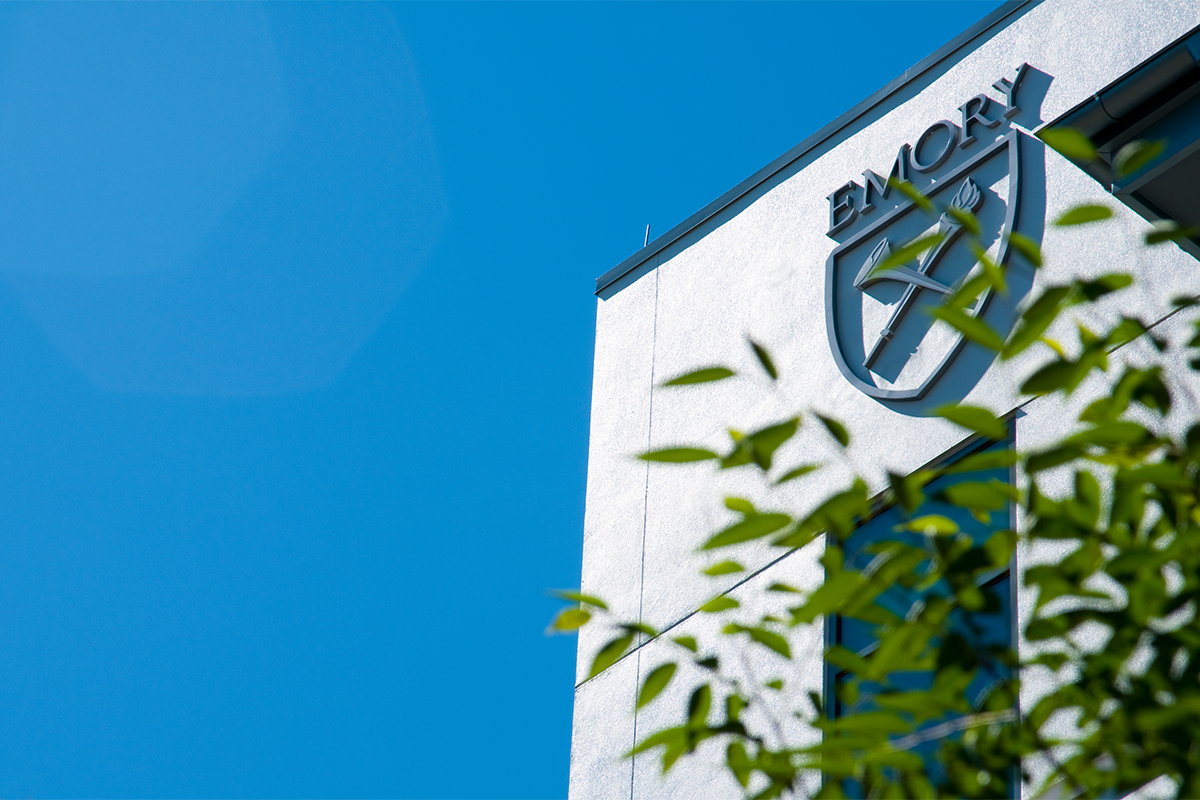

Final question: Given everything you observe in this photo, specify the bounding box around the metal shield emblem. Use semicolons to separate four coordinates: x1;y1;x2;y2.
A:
825;131;1022;401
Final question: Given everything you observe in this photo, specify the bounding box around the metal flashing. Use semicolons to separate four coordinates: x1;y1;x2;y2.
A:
595;0;1037;296
1050;27;1200;147
1045;25;1200;261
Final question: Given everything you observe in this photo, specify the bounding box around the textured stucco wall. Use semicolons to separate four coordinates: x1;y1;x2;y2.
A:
572;1;1200;797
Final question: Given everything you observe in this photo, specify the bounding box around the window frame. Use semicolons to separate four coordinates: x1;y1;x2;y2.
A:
820;431;1019;792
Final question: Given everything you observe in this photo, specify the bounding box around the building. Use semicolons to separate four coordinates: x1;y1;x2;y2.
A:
571;1;1200;797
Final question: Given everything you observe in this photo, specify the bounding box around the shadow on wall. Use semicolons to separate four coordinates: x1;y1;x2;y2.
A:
0;3;446;395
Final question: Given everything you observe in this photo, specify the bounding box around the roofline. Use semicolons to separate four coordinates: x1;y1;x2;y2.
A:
595;0;1037;296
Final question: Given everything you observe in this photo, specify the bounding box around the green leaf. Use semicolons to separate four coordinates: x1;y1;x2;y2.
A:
637;663;677;709
727;741;752;788
724;497;756;514
888;469;932;513
936;404;1007;439
1064;421;1153;448
672;636;698;653
743;417;801;470
1186;424;1200;461
945;449;1019;474
874;691;952;724
785;480;870;544
1039;335;1066;357
550;590;609;610
1071;471;1100;530
767;582;802;593
947;205;982;237
703;560;744;576
944;272;991;311
1145;220;1199;245
661;366;736;386
627;725;685;757
984;528;1017;568
790;573;871;624
1002;286;1072;359
1026;565;1109;612
722;418;802;471
970;240;1006;293
770;527;817;550
700;596;740;613
725;695;748;725
877;232;944;272
1040;127;1097;161
1078;272;1132;300
1173;295;1199;310
1020;360;1076;395
897;514;959;535
747;627;792;659
660;738;688;774
930;305;1005;351
748;338;778;380
688;684;712;727
1054;204;1113;226
549;608;591;632
1113;138;1166;178
726;623;792;659
588;634;634;679
1006;231;1043;267
816;414;850;447
1028;652;1071;673
887;176;935;213
1025;444;1084;473
819;710;910;734
702;513;792;550
942;480;1012;512
1122;462;1190;489
776;463;820;484
640;447;719;463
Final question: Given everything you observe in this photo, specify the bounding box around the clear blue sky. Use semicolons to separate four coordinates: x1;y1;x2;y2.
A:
0;2;1002;797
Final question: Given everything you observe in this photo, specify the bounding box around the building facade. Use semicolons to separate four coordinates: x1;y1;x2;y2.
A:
572;1;1200;797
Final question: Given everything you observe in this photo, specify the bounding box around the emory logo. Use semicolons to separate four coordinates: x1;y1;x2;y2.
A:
824;65;1030;401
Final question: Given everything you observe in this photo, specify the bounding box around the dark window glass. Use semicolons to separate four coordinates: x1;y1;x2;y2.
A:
826;436;1015;796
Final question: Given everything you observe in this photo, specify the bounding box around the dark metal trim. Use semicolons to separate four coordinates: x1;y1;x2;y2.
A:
595;0;1037;295
1048;27;1200;149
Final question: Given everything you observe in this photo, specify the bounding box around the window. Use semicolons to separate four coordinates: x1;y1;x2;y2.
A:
825;435;1016;795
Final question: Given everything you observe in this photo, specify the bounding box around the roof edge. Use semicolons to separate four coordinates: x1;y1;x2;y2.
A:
595;0;1037;296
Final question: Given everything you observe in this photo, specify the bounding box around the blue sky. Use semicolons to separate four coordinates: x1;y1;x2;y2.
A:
0;2;1001;797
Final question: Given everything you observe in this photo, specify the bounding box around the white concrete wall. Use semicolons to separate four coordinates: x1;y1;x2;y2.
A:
571;1;1200;797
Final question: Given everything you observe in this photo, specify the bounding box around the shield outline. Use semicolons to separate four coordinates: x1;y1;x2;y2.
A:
824;130;1022;401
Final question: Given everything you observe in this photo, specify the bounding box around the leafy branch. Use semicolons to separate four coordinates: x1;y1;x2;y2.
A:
554;130;1200;798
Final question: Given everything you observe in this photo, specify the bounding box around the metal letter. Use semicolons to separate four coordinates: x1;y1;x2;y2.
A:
860;144;910;215
908;120;960;173
827;181;859;236
959;93;1001;148
992;63;1030;119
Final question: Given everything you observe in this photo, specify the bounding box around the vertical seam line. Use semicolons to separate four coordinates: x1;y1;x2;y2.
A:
631;263;660;799
640;265;658;632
